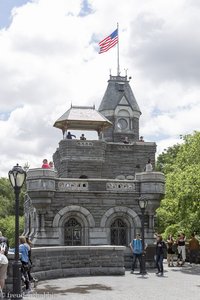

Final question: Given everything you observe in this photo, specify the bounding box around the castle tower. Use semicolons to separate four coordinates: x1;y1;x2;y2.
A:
25;73;165;257
99;74;141;142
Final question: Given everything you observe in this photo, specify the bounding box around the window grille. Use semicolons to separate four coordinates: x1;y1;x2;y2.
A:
64;218;81;246
111;218;127;246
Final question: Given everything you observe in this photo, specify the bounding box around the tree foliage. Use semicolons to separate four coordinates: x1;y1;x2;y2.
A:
156;143;181;173
0;216;24;247
0;177;25;216
0;177;25;247
156;131;200;239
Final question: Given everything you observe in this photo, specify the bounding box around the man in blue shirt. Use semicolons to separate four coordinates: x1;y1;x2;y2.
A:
130;233;144;274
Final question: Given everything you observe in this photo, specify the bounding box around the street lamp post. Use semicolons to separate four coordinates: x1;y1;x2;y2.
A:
8;164;26;300
138;197;148;275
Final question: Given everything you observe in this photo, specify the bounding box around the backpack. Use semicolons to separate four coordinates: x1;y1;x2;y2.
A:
132;239;143;254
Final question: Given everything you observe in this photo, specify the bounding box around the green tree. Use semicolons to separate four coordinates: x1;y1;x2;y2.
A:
0;177;25;216
176;131;200;168
0;216;24;247
156;131;200;238
156;144;181;173
0;177;26;247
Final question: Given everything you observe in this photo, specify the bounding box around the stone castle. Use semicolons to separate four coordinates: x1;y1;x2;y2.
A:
25;74;165;249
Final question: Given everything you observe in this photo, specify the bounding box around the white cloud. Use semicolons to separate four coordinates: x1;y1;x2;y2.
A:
0;0;200;177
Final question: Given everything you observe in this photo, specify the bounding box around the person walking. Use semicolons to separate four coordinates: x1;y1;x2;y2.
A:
0;243;8;298
167;235;175;267
177;233;186;266
188;233;199;264
130;234;144;274
0;231;9;256
155;235;167;276
19;236;31;293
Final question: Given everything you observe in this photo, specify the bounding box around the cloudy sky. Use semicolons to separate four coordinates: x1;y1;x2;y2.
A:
0;0;199;177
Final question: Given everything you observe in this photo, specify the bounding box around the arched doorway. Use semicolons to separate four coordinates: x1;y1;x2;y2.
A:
64;218;82;245
110;218;127;246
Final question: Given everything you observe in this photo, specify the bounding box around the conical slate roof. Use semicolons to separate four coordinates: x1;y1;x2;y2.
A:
98;75;141;113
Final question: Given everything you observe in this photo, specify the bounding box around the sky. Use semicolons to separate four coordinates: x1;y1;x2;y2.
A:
0;0;200;177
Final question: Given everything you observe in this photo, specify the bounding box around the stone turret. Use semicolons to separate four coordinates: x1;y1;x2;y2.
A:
53;106;112;178
99;75;141;142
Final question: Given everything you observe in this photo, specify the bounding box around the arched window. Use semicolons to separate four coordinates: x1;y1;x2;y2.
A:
64;218;81;246
111;218;127;246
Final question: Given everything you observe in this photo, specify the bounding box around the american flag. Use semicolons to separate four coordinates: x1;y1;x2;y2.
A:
99;28;118;54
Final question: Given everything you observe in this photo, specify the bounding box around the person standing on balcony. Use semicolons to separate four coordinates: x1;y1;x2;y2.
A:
42;159;50;169
66;132;76;139
49;161;54;169
145;159;153;172
80;134;86;140
123;136;129;144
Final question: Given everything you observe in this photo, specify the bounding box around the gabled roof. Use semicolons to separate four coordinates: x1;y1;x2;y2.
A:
53;106;112;133
98;75;141;113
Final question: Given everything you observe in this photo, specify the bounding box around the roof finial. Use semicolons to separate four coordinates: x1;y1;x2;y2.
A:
124;68;128;77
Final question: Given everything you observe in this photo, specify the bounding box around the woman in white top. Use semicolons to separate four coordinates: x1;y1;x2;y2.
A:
145;159;153;172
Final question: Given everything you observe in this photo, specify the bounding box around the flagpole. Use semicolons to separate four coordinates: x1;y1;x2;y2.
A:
117;22;120;76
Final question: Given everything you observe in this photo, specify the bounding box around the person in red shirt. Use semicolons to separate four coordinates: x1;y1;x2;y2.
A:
42;159;50;169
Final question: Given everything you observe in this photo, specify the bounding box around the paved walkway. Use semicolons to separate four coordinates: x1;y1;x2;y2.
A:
25;262;200;300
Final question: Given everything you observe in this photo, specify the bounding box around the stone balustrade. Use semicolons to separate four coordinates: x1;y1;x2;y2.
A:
76;141;94;147
57;180;88;191
26;168;57;179
106;181;136;191
26;169;165;195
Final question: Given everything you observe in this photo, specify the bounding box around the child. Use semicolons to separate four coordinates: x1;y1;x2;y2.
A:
42;159;50;169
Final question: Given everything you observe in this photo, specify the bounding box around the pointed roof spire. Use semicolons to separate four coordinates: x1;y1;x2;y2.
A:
99;75;141;114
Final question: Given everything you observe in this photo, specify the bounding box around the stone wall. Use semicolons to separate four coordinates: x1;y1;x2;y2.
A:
53;140;106;178
4;246;124;295
31;246;125;279
102;142;156;178
53;139;156;179
25;169;165;246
